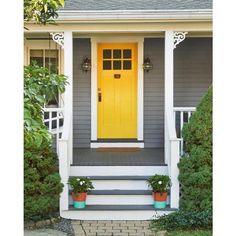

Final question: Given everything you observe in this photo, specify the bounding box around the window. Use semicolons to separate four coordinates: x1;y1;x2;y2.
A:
30;49;59;106
30;49;59;74
102;48;132;70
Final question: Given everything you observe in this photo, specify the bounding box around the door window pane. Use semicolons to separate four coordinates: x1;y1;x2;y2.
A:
123;60;132;70
113;60;121;70
123;49;132;59
103;60;112;70
30;50;43;67
103;49;111;59
113;49;121;59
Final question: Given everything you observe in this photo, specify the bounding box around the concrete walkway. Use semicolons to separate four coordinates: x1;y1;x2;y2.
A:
24;229;67;236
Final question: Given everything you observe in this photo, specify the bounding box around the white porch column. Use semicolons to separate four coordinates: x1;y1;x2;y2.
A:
63;31;73;164
164;31;174;164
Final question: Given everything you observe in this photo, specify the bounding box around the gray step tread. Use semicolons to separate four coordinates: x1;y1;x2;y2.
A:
68;205;177;211
70;176;152;180
69;190;153;195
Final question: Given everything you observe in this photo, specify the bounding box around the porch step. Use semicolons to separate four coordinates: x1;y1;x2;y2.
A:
79;175;152;180
67;166;171;219
70;166;168;176
69;190;152;195
61;205;176;220
69;190;169;205
68;205;175;211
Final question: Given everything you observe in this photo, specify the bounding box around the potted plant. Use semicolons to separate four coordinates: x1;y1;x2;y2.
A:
68;177;94;209
147;175;171;209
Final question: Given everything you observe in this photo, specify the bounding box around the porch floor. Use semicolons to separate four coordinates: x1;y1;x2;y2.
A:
72;148;165;166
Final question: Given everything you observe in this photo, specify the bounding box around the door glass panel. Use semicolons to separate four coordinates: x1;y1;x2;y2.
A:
123;49;132;59
113;60;121;70
45;50;58;73
113;49;121;59
30;50;43;66
103;60;112;70
103;49;111;59
123;60;132;70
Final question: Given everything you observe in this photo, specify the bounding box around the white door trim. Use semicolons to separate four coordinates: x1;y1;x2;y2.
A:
90;36;144;143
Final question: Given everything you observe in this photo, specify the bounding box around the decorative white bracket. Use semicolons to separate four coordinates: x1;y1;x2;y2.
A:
173;32;188;49
50;33;64;49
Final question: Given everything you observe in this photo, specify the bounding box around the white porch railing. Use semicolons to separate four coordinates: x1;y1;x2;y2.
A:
58;109;71;211
43;107;64;152
173;107;196;156
43;106;71;210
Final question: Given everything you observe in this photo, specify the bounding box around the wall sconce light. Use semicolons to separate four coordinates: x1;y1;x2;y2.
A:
81;57;91;72
143;57;153;72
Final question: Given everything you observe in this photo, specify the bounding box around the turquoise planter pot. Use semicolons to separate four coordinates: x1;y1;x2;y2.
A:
73;201;86;209
154;201;166;209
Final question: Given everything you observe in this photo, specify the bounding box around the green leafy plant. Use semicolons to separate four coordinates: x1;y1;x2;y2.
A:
24;0;65;25
147;175;171;193
24;62;67;220
68;177;94;195
150;210;212;232
178;86;212;212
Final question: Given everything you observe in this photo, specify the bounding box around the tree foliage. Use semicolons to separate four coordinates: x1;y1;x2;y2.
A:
178;86;213;211
24;0;64;25
24;62;67;220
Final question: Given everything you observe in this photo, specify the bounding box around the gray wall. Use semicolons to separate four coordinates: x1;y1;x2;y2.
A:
72;37;212;148
144;38;165;148
73;38;91;148
174;38;212;107
144;37;212;148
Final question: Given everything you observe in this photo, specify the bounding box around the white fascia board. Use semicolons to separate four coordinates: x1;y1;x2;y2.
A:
56;9;212;22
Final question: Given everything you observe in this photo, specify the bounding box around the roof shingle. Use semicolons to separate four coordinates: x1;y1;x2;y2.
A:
62;0;212;11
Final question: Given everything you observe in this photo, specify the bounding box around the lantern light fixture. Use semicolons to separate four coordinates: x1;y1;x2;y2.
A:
143;57;153;72
81;57;91;72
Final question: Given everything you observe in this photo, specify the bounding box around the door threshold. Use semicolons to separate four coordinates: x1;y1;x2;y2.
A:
90;141;144;148
91;139;144;143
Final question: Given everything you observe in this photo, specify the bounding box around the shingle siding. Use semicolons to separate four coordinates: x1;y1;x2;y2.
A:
63;0;212;11
73;38;91;148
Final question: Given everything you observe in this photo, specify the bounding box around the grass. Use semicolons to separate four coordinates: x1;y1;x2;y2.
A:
167;230;212;236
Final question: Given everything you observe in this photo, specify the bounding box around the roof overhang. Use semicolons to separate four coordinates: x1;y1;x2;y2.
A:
56;9;212;23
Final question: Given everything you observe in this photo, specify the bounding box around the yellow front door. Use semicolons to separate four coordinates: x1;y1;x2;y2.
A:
98;43;137;139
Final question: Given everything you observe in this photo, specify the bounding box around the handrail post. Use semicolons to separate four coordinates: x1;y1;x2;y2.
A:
170;139;180;209
58;139;69;211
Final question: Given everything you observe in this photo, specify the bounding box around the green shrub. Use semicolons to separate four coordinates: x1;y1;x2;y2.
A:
150;210;212;232
24;62;67;220
178;86;212;212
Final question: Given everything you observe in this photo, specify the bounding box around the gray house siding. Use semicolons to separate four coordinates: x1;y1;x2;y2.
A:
174;38;212;107
72;37;212;148
143;37;212;148
144;38;165;148
73;38;91;148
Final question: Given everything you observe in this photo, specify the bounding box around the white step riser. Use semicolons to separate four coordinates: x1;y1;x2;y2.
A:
61;210;172;220
89;180;150;190
69;195;170;205
70;166;168;176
